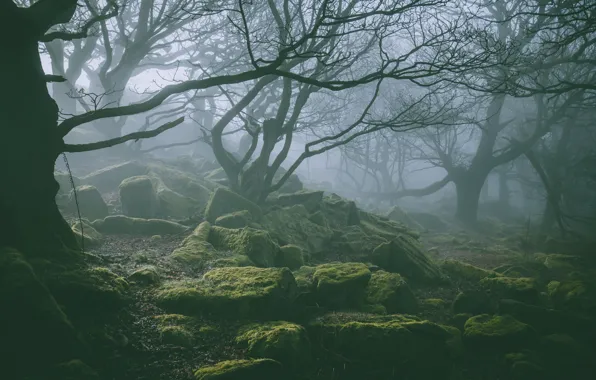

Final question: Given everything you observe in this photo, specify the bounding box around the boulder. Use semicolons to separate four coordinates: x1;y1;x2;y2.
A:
54;171;81;195
386;205;423;230
276;245;304;270
194;359;283;380
153;314;198;347
312;262;371;308
441;259;501;283
463;314;537;351
52;359;100;380
119;176;159;219
81;161;148;192
270;190;324;213
320;195;360;229
155;267;298;319
69;185;108;222
452;290;496;315
479;277;540;304
129;266;161;285
71;220;103;248
208;226;279;267
214;210;252;229
366;270;418;313
205;187;262;223
547;280;596;315
236;321;311;368
370;236;444;284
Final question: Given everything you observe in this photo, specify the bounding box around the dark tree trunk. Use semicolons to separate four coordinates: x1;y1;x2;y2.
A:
454;170;487;225
0;7;78;255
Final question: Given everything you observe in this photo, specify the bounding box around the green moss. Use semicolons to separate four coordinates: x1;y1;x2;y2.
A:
276;245;304;270
441;259;500;282
71;220;103;248
448;313;473;332
155;267;298;319
205;187;263;223
320;195;360;228
370;237;444;284
194;359;283;379
479;277;539;304
209;226;279;267
271;190;324;213
129;266;160;285
366;270;418;313
119;175;159;218
293;266;316;292
46;267;129;315
170;222;218;269
92;215;189;235
547;280;595;313
68;185;109;222
214;210;252;229
463;314;537;351
261;204;333;254
312;262;372;308
236;321;311;368
0;248;82;373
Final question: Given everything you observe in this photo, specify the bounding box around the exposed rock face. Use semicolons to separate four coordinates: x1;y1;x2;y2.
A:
69;185;108;222
119;176;159;219
366;270;418;314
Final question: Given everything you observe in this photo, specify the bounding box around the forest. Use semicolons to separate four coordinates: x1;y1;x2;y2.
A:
1;0;595;379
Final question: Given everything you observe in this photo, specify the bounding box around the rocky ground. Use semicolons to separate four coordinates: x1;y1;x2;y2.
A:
3;157;596;380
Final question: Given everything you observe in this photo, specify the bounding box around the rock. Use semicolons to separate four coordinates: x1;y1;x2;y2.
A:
0;249;82;376
463;314;537;351
271;190;324;213
236;321;311;368
330;225;388;258
408;212;447;231
440;259;501;283
448;313;473;332
510;360;544;380
366;270;418;313
261;205;333;255
276;245;304;270
119;176;159;218
129;266;160;285
55;171;81;195
209;226;279;267
153;314;198;347
540;333;595;379
81;161;148;192
52;359;100;380
498;299;596;343
293;266;316;292
452;290;496;315
358;211;416;241
312;262;371;308
214;210;252;229
69;185;108;222
547;280;596;315
194;359;283;380
71;220;103;248
151;175;201;219
370;236;444;284
320;195;360;229
310;314;455;378
155;267;298;319
205;187;263;223
278;173;303;194
45;267;129;316
386;205;423;230
479;277;540;304
92;215;189;235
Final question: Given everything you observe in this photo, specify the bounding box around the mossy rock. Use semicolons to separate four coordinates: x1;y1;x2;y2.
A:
170;222;220;269
155;267;298;319
441;259;501;283
479;277;540;304
194;358;283;380
276;245;304;270
209;226;279;267
71;220;103;248
150;175;201;219
81;161;148;192
452;290;496;315
68;185;109;222
539;333;595;379
55;171;81;195
236;321;311;368
408;212;447;231
205;187;262;223
46;267;129;315
386;205;423;230
270;190;324;213
359;210;415;241
129;266;160;285
293;266;316;292
448;313;473;332
509;360;544;380
92;215;189;235
119;175;159;218
370;236;444;284
52;359;100;380
320;194;360;229
309;315;455;378
366;270;418;313
312;262;372;308
215;210;252;229
0;249;82;376
261;204;333;254
463;314;537;351
153;314;199;347
332;225;389;258
547;280;596;314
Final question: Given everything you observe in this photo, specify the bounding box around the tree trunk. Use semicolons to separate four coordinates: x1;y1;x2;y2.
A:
454;171;487;225
0;10;78;255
